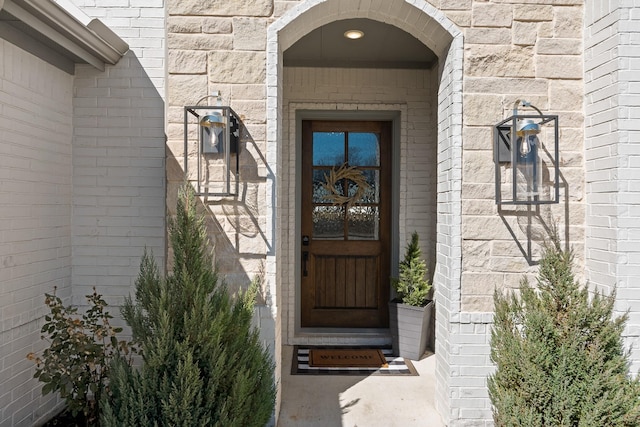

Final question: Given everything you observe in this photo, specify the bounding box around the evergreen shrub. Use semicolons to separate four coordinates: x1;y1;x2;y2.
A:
392;231;431;307
101;184;275;426
488;233;640;426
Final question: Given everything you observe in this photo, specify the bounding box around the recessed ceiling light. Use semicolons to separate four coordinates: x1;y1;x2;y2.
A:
344;30;364;40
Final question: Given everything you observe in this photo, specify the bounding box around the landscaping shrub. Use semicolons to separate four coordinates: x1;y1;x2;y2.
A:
27;289;135;426
488;233;640;426
101;184;276;426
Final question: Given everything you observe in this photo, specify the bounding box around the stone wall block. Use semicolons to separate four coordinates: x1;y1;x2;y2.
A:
514;5;553;21
463;216;518;240
462;183;495;200
465;45;535;78
446;11;472;28
465;28;511;45
472;3;513;28
169;74;208;106
559;127;584;151
537;21;554;38
462;126;492;150
489;256;536;274
167;17;202;33
463;93;504;126
168;50;207;74
537;38;582;55
465;77;548;95
441;0;472;11
462;199;496;216
549;80;583;111
462;272;505;295
231;84;266;101
168;0;273;17
234;18;267;51
462;241;491;269
202;18;233;34
168;33;233;50
227;100;267;123
464;150;495;184
512;21;538;46
554;6;582;38
537;55;582;79
461;296;493;312
208;51;266;84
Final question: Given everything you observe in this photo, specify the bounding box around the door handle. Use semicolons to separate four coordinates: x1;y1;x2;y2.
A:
303;251;309;277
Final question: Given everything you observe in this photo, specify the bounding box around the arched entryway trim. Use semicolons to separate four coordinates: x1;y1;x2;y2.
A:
266;1;463;422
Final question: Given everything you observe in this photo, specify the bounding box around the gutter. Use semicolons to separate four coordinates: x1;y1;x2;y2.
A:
1;0;128;71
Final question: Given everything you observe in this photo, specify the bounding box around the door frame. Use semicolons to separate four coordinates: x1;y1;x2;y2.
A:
295;109;401;334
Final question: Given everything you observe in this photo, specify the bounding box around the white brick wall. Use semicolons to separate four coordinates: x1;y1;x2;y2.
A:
585;0;640;372
70;0;166;306
0;40;73;427
70;0;166;98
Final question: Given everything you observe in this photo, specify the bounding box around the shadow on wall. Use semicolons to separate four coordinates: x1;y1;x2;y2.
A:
498;172;571;266
72;50;167;307
166;121;276;353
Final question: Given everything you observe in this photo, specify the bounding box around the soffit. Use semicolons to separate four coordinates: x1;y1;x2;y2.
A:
283;18;437;69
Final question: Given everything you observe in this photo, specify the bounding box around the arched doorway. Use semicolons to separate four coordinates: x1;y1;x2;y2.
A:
266;0;463;420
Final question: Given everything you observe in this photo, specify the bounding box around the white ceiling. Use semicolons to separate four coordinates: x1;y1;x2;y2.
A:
284;18;438;69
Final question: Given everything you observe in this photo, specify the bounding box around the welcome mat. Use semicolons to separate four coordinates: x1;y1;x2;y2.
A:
292;346;418;376
309;348;388;368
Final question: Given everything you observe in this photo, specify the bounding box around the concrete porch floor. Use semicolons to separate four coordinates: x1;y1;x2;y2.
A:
277;345;445;426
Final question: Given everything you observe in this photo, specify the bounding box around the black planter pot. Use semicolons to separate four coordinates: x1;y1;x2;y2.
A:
389;300;434;360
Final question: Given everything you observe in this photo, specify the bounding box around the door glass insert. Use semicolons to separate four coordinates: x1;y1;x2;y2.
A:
312;205;344;239
313;132;345;166
312;130;381;241
348;133;380;166
347;206;379;240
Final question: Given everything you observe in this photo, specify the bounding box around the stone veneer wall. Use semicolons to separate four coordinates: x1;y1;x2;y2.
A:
585;0;640;372
0;40;74;427
459;1;585;312
165;0;273;288
165;0;586;425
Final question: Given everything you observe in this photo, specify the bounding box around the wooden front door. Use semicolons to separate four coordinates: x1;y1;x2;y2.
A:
301;120;391;328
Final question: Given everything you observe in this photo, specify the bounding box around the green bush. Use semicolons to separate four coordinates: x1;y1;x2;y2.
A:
101;184;276;426
392;231;431;307
27;289;135;426
488;234;640;426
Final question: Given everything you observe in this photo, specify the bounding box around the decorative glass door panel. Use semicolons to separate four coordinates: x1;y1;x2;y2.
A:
301;120;391;328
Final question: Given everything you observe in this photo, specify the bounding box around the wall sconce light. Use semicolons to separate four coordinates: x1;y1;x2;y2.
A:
494;100;559;205
184;92;240;197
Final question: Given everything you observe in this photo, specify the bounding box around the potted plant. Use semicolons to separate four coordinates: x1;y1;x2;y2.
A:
389;231;434;360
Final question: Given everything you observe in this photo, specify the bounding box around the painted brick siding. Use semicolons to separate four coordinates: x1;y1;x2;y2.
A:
0;40;73;427
70;0;166;306
585;0;640;371
72;57;166;305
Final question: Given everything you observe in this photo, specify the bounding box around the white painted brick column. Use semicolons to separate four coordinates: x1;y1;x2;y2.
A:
585;0;640;372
